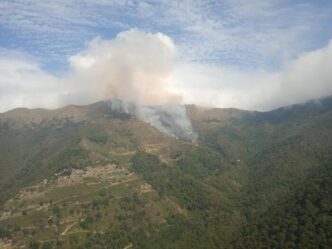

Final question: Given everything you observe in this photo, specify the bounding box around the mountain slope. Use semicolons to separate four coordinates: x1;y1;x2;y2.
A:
187;96;332;248
188;96;332;200
0;101;243;249
0;97;331;249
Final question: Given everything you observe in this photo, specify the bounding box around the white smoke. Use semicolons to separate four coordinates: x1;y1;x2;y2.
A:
2;29;332;132
66;29;179;105
105;99;197;141
65;29;196;141
138;105;197;141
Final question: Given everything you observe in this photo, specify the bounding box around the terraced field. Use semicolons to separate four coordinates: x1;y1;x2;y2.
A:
0;163;182;248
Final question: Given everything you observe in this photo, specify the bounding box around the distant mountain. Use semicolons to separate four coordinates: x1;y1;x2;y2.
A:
0;97;331;249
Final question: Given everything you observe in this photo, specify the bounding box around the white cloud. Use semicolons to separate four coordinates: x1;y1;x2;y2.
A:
0;31;332;114
0;50;62;112
173;40;332;110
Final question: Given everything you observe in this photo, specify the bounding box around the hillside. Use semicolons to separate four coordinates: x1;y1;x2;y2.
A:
187;96;332;248
0;97;331;249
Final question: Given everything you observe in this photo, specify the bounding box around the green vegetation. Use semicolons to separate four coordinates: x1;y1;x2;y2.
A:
0;97;331;248
231;167;332;249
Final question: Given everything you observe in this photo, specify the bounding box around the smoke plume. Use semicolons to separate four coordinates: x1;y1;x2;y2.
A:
66;29;196;141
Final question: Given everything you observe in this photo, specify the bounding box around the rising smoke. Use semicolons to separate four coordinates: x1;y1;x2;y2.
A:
66;29;197;141
106;99;197;141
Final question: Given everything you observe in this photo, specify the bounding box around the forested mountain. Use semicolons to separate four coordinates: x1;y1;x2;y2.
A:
0;96;331;249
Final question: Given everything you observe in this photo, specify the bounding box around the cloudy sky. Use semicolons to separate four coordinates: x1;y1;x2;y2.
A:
1;0;332;112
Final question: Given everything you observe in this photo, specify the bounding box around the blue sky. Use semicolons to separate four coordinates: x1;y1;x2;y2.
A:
1;0;332;111
1;0;331;71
